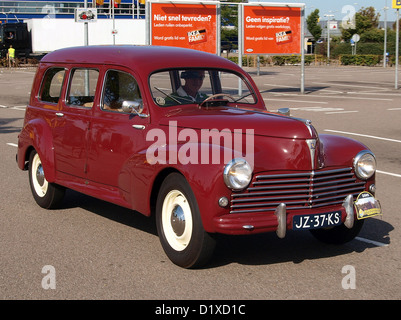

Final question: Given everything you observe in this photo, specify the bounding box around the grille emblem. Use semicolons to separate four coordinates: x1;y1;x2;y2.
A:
306;139;316;170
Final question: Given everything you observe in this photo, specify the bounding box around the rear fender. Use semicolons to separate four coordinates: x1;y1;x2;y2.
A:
20;118;56;182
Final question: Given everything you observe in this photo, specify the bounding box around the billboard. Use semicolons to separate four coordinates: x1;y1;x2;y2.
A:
242;4;303;55
393;0;401;9
150;1;218;54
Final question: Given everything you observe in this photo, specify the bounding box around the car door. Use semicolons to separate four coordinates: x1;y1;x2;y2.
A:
86;67;150;188
52;67;100;178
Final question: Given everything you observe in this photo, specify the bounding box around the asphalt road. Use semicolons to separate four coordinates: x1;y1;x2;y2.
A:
0;65;400;303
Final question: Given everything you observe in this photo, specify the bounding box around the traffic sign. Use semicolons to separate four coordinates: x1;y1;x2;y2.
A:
329;20;338;30
75;8;97;22
351;34;360;43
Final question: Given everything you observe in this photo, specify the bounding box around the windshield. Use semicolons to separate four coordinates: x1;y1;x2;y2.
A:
150;69;257;107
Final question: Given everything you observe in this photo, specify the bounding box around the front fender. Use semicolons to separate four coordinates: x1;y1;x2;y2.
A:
119;142;238;232
319;134;371;168
175;161;231;233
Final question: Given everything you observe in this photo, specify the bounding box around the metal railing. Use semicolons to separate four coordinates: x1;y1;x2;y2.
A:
0;1;146;21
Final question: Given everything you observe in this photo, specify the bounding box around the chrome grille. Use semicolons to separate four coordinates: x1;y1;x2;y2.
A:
230;168;366;214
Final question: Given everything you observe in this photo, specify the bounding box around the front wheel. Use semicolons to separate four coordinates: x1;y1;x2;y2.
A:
310;219;364;244
156;173;215;268
28;150;65;209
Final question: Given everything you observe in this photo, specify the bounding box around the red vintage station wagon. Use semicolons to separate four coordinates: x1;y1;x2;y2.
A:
17;45;381;268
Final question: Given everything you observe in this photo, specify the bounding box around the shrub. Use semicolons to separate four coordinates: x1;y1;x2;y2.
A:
340;54;382;66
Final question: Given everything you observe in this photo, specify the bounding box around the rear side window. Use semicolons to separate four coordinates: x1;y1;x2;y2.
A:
67;68;99;108
39;67;66;104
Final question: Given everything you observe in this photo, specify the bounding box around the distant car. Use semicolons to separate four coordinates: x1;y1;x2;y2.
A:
17;45;381;268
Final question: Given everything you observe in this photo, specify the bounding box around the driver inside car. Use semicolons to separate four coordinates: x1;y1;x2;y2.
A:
171;70;209;104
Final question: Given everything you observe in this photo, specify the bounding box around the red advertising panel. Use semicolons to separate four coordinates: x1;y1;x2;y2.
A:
151;1;218;54
243;5;302;55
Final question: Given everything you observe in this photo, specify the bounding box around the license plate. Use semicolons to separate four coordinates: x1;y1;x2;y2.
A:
292;211;342;230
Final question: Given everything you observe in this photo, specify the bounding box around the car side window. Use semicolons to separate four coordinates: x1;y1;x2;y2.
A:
101;69;142;113
39;67;66;104
67;68;99;108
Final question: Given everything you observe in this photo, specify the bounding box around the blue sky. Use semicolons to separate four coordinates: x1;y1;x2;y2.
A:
259;0;399;22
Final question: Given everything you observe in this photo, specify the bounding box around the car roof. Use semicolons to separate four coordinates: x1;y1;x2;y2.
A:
41;45;241;74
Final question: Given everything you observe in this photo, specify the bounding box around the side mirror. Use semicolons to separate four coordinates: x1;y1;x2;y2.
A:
277;107;290;116
122;100;148;118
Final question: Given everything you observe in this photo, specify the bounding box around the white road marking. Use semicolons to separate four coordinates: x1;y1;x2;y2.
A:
312;81;389;91
325;110;358;114
313;94;392;101
264;83;294;88
265;98;328;104
355;237;389;247
0;105;26;110
290;107;342;112
376;170;401;178
7;143;18;147
349;92;401;97
270;92;392;101
324;130;401;143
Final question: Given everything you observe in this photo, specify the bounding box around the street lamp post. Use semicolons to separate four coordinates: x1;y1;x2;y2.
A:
324;14;334;64
384;1;388;68
84;0;88;46
392;0;401;88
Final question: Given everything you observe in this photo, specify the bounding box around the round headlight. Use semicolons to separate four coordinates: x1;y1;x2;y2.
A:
223;158;253;191
354;150;376;180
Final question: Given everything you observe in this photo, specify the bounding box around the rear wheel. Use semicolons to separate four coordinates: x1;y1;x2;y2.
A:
310;219;364;244
156;173;215;268
28;150;65;209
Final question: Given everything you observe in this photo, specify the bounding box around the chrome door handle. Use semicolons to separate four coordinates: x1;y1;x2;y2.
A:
56;112;64;117
132;125;145;130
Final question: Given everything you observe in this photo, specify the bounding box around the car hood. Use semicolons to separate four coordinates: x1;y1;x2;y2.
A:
159;106;316;140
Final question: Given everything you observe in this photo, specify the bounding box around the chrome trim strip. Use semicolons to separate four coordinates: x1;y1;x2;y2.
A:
256;168;352;180
238;182;365;196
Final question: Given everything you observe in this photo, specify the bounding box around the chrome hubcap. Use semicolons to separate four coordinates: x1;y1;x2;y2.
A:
171;204;186;237
31;153;48;197
36;164;45;187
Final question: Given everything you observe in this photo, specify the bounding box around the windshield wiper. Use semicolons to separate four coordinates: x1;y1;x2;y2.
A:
233;92;254;103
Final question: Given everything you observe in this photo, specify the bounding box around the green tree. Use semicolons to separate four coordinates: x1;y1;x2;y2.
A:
392;19;401;30
221;1;240;55
357;6;380;29
306;9;322;41
341;6;380;41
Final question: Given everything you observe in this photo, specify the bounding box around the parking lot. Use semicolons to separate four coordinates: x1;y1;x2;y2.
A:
0;65;400;302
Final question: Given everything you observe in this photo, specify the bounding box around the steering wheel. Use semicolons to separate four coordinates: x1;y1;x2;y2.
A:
199;93;235;108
